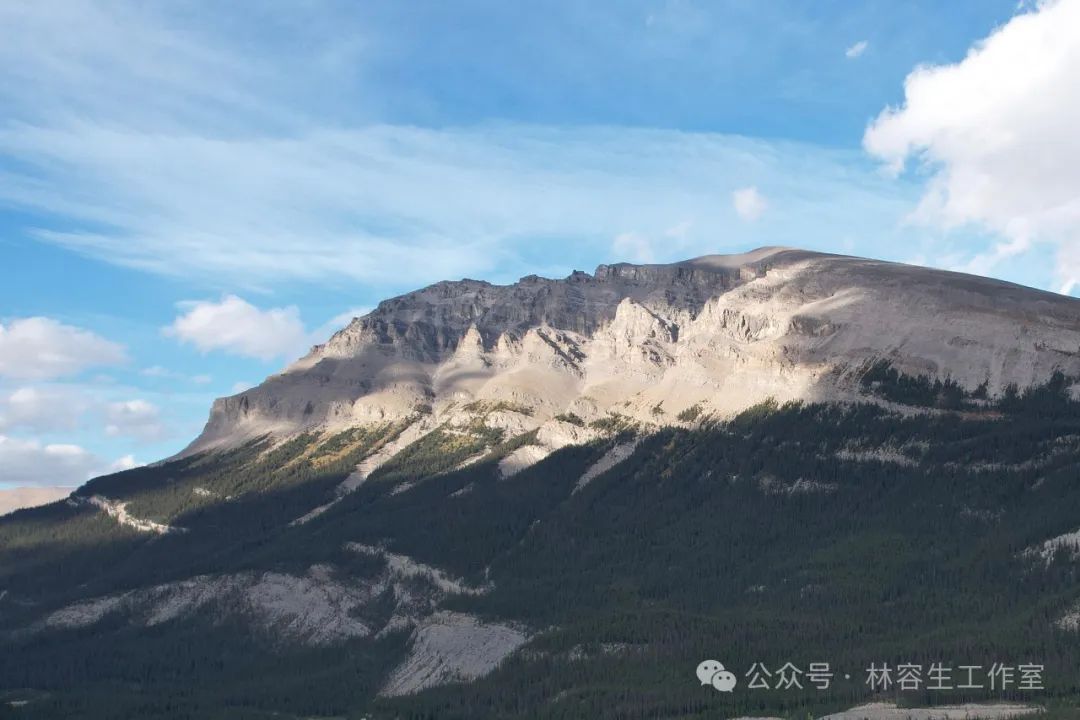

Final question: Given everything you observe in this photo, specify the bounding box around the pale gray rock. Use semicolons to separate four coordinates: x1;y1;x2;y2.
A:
379;611;529;697
1025;527;1080;564
75;495;184;535
574;439;640;493
37;568;374;646
181;247;1080;456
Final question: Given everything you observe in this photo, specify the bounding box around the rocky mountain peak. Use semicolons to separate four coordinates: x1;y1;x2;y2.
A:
183;247;1080;455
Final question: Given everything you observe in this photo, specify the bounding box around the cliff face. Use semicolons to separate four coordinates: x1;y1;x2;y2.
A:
185;247;1080;454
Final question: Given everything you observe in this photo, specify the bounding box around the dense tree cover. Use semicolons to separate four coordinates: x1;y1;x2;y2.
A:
2;381;1080;718
860;361;1080;420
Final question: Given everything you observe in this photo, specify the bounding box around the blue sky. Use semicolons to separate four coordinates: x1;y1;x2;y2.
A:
2;0;1078;487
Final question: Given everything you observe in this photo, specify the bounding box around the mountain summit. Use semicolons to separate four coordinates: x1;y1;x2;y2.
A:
5;248;1080;719
189;247;1080;455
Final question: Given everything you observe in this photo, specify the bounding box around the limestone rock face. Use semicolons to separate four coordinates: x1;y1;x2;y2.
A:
184;247;1080;454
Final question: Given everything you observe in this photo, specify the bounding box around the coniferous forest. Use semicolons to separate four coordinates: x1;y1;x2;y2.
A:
2;371;1080;718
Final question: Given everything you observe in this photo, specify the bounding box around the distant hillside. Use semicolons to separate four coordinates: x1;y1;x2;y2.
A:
0;486;72;517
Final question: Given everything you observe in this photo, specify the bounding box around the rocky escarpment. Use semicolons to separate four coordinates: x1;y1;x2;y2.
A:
30;545;528;696
184;247;1080;454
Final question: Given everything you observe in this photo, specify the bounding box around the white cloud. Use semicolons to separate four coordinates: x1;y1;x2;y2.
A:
732;186;767;221
0;386;89;433
609;221;707;266
611;232;656;263
0;317;126;380
142;365;214;385
164;295;309;361
310;307;374;346
845;40;868;59
864;0;1080;291
0;434;133;487
326;307;372;329
0;1;311;132
165;299;387;363
0;119;924;289
0;1;947;292
104;399;166;442
231;381;254;394
664;220;694;240
109;454;139;472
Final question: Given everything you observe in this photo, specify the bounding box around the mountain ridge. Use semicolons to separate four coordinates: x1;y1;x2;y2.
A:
5;247;1080;718
184;246;1080;457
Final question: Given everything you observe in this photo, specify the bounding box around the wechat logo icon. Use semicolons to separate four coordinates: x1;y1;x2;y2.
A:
697;659;737;692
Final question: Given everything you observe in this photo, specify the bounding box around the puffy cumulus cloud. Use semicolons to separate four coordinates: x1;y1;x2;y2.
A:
166;298;383;362
732;186;767;221
164;295;309;361
0;386;89;432
864;0;1080;292
0;434;136;487
845;40;868;59
104;399;167;442
0;317;126;380
109;454;138;472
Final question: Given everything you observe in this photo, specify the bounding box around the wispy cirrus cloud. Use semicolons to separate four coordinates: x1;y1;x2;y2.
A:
0;2;928;290
0;122;925;288
845;40;869;59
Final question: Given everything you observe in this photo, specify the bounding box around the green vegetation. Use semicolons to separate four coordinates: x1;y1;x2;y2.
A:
860;361;1080;419
462;399;534;416
860;359;966;409
367;421;503;488
3;372;1080;718
676;403;703;422
589;412;635;433
554;412;585;426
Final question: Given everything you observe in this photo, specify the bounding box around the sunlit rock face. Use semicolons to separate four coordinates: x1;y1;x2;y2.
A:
184;247;1080;454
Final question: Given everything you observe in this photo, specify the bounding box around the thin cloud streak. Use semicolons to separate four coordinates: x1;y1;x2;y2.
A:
0;123;919;288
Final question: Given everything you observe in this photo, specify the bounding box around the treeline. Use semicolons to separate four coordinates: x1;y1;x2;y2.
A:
3;398;1080;718
861;360;1080;419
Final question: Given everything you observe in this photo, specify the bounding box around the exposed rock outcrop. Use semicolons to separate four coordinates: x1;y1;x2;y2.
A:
31;543;530;695
379;612;529;697
183;248;1080;455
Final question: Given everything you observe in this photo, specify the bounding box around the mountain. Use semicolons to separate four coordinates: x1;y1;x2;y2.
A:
2;248;1080;720
0;486;73;517
188;247;1080;455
